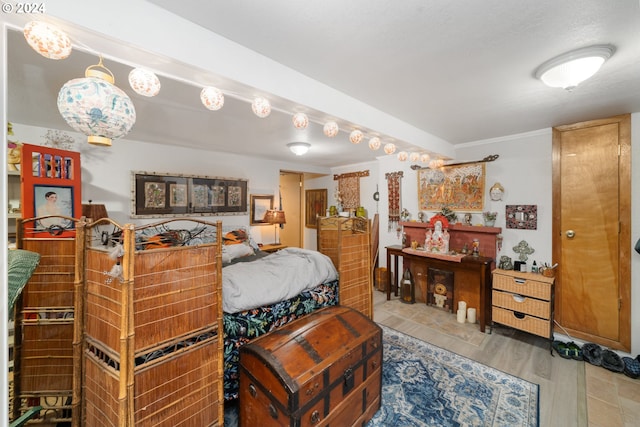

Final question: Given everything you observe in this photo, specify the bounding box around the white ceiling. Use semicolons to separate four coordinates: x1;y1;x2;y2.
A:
6;0;640;169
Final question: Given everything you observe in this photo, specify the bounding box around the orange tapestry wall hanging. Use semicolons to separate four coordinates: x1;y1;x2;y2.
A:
417;163;485;211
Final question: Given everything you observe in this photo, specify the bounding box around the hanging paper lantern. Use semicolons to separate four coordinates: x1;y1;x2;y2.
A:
252;97;271;118
292;113;309;129
349;129;364;144
420;153;431;163
409;152;420;162
200;87;225;110
383;143;396;154
397;151;408;161
128;68;161;97
57;58;136;146
368;137;381;150
323;121;339;138
23;21;72;60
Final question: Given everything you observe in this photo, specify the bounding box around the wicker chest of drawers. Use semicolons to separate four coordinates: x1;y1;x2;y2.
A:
491;269;555;342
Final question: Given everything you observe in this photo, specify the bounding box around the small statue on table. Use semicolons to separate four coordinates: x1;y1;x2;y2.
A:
424;215;450;253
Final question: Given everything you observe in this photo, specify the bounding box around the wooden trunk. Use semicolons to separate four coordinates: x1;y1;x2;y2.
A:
239;306;382;427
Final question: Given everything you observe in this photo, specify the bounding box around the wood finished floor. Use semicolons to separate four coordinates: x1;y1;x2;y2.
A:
373;290;589;427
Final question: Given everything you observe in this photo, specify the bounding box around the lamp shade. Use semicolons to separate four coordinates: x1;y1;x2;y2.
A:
349;129;364;144
323;121;339;138
200;86;225;110
287;142;310;156
368;137;381;150
128;68;161;97
57;58;136;146
252;97;271;118
292;113;309;129
265;209;286;225
23;21;72;60
535;45;615;90
82;203;108;221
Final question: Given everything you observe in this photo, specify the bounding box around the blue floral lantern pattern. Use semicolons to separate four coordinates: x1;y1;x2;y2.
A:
57;57;136;146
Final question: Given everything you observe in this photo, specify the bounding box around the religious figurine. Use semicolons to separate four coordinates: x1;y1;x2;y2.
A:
425;219;450;253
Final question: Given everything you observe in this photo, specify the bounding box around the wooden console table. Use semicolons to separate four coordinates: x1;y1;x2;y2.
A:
386;245;494;333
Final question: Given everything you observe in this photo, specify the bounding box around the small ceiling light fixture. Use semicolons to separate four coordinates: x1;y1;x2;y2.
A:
397;151;408;161
287;142;311;156
252;97;271;118
23;21;72;60
57;57;136;146
409;152;420;162
128;68;161;97
292;113;309;129
368;137;381;151
349;129;364;144
383;143;396;155
200;86;225;110
535;45;615;90
420;153;431;163
323;121;339;137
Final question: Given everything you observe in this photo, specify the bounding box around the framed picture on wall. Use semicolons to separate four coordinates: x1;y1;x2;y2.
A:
305;189;327;228
33;184;75;229
250;194;274;225
132;171;248;218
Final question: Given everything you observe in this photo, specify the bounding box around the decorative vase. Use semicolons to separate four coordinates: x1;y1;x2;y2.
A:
484;219;495;227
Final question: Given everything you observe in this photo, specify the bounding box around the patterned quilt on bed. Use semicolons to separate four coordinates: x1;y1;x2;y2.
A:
223;279;339;401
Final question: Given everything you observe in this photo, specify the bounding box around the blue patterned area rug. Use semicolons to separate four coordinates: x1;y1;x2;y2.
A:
224;324;539;427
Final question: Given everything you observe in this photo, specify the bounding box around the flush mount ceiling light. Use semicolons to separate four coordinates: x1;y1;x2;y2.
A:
200;86;225;110
535;45;615;90
57;57;136;146
252;97;271;118
23;21;72;60
287;142;311;156
128;68;161;97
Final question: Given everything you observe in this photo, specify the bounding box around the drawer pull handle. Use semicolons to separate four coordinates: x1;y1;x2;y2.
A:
249;383;257;398
514;278;526;284
310;410;320;424
512;294;526;303
513;311;526;319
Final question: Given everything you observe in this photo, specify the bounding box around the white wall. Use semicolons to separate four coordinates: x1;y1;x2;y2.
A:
10;123;331;246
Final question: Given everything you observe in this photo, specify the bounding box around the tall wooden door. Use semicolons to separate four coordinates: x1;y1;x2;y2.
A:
552;114;631;351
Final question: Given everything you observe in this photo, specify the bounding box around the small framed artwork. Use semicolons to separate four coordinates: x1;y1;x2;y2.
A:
506;205;537;229
33;184;76;229
305;189;327;228
250;194;274;225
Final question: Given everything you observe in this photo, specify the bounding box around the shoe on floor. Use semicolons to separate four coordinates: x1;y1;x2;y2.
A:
582;343;603;366
552;340;572;359
602;349;624;373
566;342;583;361
622;356;640;379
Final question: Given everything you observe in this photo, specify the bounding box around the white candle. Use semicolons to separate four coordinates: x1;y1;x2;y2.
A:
458;301;467;312
467;307;477;324
457;309;466;323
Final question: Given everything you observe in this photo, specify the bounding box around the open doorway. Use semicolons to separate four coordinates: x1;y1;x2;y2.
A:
278;171;303;248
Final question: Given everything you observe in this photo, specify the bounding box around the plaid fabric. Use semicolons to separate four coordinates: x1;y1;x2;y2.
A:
622;357;640;379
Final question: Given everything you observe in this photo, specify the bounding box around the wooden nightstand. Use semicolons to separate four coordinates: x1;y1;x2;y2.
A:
260;244;287;253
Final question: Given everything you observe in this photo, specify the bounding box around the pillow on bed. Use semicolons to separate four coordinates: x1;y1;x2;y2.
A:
222;242;255;264
222;228;261;252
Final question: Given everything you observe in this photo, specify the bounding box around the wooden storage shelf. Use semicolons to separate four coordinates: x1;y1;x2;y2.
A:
491;269;555;348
